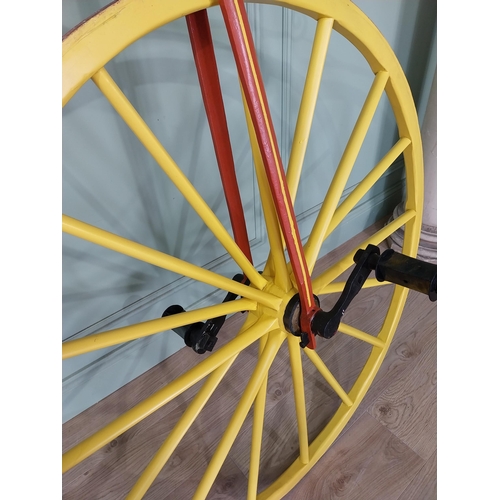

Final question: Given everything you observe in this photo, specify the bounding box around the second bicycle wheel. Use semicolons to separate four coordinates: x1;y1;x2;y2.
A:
62;0;424;498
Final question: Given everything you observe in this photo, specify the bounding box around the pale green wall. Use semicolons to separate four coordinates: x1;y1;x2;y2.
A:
62;0;436;422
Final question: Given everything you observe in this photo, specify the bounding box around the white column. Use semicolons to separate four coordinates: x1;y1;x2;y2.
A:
388;68;437;264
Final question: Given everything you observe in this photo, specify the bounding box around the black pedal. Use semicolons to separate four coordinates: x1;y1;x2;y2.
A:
354;246;437;301
311;245;436;341
162;274;250;354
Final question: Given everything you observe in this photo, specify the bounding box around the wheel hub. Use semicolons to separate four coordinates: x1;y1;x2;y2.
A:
282;293;321;347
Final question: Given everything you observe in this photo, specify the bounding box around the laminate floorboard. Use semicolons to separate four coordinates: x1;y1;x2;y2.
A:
63;220;437;499
369;328;437;460
282;413;424;500
397;450;437;500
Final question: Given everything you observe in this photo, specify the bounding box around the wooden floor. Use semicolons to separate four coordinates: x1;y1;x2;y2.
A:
63;221;437;499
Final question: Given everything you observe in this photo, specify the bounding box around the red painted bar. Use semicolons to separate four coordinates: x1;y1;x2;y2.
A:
186;10;253;264
219;0;318;348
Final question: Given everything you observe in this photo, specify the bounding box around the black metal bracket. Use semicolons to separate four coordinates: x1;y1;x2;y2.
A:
311;244;381;339
311;244;437;340
162;274;249;354
283;294;321;348
281;244;437;344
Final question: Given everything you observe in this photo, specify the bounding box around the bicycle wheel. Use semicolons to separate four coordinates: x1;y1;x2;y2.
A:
62;1;424;498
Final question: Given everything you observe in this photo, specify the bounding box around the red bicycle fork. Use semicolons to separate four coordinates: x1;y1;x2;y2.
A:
187;2;318;348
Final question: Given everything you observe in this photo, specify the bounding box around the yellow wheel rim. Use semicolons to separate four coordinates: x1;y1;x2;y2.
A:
63;1;424;498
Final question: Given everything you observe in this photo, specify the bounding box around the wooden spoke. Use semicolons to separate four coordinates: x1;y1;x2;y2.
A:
62;215;280;310
192;329;286;500
312;209;416;294
325;137;411;239
303;349;353;407
62;0;427;497
337;322;386;348
304;70;389;271
241;89;291;292
287;335;310;464
247;335;269;499
62;316;277;473
62;299;257;359
220;0;317;344
319;278;391;295
287;17;334;203
91;67;266;290
126;356;238;499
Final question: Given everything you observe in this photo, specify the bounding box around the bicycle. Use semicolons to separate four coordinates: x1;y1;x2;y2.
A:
62;1;436;498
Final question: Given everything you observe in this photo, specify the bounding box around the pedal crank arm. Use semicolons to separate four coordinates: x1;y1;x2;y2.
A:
311;245;437;340
312;245;381;339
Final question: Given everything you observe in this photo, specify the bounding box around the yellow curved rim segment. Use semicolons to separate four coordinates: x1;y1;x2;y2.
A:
62;1;425;497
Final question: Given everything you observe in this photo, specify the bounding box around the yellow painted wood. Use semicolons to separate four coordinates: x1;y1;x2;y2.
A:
304;70;389;272
192;329;286;500
62;0;425;268
320;277;390;295
287;17;333;204
287;335;310;464
91;68;267;290
337;322;386;348
312;209;416;294
258;287;410;500
62;299;257;359
62;316;277;472
63;233;436;499
126;355;238;499
241;87;291;293
63;0;218;106
247;335;269;500
325;137;411;239
62;215;280;310
63;0;425;497
232;0;314;308
303;349;353;407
